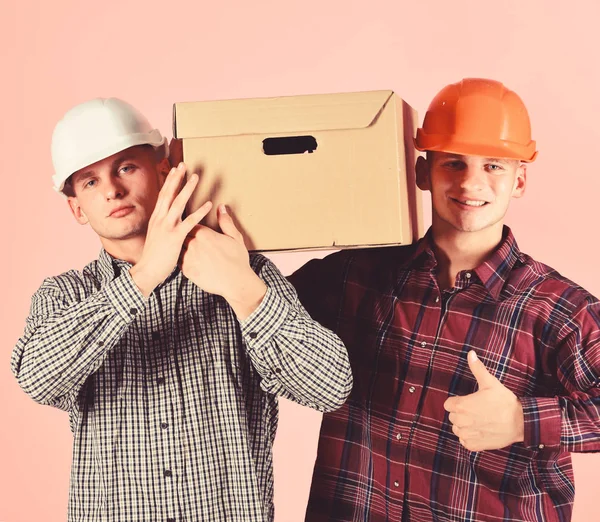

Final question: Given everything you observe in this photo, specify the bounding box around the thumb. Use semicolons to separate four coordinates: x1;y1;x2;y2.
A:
467;350;498;389
217;205;244;244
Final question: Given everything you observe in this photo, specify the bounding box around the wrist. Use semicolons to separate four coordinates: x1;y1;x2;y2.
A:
225;271;267;321
514;397;525;443
129;263;158;298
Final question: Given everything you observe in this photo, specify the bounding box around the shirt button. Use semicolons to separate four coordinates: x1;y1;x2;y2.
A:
465;272;472;279
167;519;176;522
408;386;416;393
98;340;104;346
152;332;160;341
538;444;545;449
396;433;402;440
274;368;282;374
161;422;168;430
249;332;258;339
435;296;440;303
157;377;165;385
394;480;399;487
130;308;138;315
420;341;426;348
164;469;172;477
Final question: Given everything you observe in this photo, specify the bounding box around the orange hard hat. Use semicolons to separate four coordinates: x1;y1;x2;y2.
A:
415;78;537;162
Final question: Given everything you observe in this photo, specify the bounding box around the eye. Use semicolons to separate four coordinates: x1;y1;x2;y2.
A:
119;164;136;174
442;160;465;170
486;163;505;173
84;179;97;188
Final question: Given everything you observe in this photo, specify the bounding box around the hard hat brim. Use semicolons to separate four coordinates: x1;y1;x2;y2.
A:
52;130;168;195
414;137;538;163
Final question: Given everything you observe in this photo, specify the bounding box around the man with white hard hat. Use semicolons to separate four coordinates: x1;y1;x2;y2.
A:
11;98;352;522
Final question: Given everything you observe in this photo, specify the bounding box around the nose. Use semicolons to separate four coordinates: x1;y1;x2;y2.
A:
458;165;485;192
103;176;126;200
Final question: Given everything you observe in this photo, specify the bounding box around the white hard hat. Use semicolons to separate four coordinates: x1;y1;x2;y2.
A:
51;98;168;194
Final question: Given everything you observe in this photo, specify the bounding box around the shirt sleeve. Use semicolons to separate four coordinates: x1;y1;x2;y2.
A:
238;256;352;413
520;294;600;452
10;269;148;411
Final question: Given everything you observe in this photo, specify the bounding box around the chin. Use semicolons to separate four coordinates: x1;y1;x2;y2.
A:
454;216;504;233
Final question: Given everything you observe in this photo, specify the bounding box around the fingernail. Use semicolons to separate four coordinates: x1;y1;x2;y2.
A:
178;162;185;169
220;204;227;214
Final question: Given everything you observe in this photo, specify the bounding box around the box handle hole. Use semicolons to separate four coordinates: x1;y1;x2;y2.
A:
262;136;318;155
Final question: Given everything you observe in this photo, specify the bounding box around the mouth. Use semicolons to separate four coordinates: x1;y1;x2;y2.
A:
450;198;489;208
109;206;135;218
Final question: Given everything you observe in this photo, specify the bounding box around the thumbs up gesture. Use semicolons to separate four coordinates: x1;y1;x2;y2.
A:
443;350;525;452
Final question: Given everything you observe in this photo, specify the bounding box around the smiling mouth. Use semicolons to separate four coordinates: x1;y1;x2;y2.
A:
451;198;489;207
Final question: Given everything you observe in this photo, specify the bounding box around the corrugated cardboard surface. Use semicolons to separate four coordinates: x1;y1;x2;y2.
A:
174;90;424;252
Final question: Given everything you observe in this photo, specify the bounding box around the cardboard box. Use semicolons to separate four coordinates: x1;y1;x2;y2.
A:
173;90;424;252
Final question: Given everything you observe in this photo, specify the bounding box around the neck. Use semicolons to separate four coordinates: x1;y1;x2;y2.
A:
431;219;504;291
101;235;146;265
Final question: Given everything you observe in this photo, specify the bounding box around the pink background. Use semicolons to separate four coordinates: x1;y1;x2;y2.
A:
2;1;599;520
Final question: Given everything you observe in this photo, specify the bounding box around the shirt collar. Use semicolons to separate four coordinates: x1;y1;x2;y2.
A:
474;226;524;300
404;226;524;300
97;248;133;284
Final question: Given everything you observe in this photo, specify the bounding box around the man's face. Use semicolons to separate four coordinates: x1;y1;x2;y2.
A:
416;152;527;235
67;145;168;241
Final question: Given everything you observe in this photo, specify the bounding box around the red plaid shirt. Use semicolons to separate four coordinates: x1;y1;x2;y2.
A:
289;227;600;522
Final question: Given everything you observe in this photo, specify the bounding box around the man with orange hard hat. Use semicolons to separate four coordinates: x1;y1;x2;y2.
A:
290;78;600;521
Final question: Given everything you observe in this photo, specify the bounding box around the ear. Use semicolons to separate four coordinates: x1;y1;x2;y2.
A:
416;155;432;192
512;163;527;199
157;157;171;188
67;196;89;225
168;138;183;167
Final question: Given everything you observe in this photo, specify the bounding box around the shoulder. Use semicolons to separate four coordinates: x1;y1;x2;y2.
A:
33;259;104;302
288;243;419;291
512;252;599;312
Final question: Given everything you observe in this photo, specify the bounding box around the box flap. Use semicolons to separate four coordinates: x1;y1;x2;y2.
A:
174;90;395;139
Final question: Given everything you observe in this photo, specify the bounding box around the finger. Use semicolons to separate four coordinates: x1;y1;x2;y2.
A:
444;396;459;413
155;162;187;216
459;438;476;452
186;224;203;238
182;202;213;235
449;412;473;428
468;350;499;389
217;205;244;243
459;426;481;437
460;438;483;452
167;172;199;222
152;165;179;217
448;412;461;426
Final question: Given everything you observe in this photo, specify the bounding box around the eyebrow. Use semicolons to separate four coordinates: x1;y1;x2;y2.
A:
73;153;140;186
482;157;514;165
438;156;514;165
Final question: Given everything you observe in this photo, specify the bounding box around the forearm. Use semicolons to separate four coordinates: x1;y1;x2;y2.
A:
239;260;352;412
11;271;147;409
